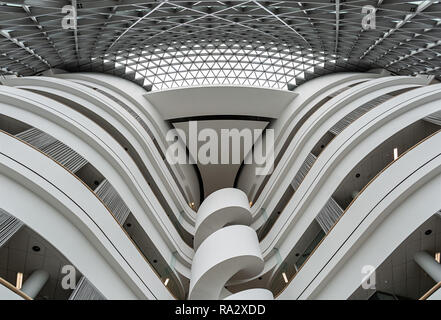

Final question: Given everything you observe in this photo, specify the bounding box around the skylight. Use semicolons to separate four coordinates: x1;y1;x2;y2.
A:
104;40;326;91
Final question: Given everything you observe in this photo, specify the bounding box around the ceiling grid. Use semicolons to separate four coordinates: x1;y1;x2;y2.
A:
0;0;439;90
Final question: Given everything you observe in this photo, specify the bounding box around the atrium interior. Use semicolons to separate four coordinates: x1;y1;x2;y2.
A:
0;0;441;300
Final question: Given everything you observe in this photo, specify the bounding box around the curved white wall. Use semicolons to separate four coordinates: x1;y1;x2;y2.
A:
0;85;192;275
54;73;202;212
279;130;441;299
3;76;197;231
266;83;441;260
251;76;427;232
0;133;172;299
1;71;440;300
236;72;381;199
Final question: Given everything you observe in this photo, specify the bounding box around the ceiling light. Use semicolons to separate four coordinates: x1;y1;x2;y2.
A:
16;272;23;290
393;148;398;160
436;252;440;263
282;272;288;284
164;278;170;286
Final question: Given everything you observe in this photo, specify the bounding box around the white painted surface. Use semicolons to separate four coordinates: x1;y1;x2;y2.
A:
0;284;24;300
260;79;439;258
189;225;263;300
0;133;173;299
0;84;193;272
237;72;380;199
224;288;274;300
2;71;441;300
173;119;267;198
54;72;202;213
190;188;270;300
21;270;49;299
428;288;441;300
414;251;441;283
279;131;441;299
194;188;251;250
246;76;426;227
145;85;297;120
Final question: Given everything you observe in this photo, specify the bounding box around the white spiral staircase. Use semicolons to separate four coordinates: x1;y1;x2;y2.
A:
189;188;274;300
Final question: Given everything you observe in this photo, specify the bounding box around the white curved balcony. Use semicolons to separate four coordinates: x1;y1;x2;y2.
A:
0;131;175;299
2;76;198;232
237;72;379;200
0;85;194;269
279;130;441;299
265;85;441;297
250;76;428;230
260;83;441;264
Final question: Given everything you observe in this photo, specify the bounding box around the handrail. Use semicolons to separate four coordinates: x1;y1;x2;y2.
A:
420;281;441;300
4;84;195;246
258;92;399;242
274;128;441;298
1;130;183;300
62;75;203;209
250;78;417;213
0;276;32;300
82;83;202;211
240;78;372;205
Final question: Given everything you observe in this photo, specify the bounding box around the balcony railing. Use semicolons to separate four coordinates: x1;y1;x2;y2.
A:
0;276;32;300
420;281;441;300
273;128;441;298
2;129;184;300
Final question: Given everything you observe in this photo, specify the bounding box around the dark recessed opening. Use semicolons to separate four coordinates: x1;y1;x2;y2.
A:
32;245;41;252
355;173;361;178
425;229;432;235
295;253;299;257
126;223;132;228
153;259;158;263
277;211;281;215
124;147;128;151
94;180;100;186
320;145;325;149
258;277;262;280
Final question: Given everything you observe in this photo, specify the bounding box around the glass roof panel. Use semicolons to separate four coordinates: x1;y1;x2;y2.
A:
0;0;439;90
